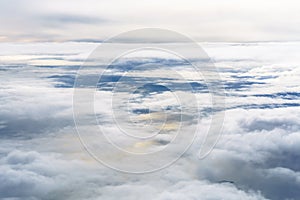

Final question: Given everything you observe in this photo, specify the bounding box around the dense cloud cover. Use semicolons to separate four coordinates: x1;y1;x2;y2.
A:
0;42;300;199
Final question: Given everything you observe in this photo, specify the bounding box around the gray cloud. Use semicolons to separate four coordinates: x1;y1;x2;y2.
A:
39;14;108;28
0;149;268;200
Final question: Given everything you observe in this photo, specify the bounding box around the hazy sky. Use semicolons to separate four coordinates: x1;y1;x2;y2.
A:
1;0;300;42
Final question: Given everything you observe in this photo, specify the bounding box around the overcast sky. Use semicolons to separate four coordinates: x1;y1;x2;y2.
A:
1;0;300;42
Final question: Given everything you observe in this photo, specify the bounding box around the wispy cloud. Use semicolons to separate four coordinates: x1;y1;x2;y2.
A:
1;0;300;42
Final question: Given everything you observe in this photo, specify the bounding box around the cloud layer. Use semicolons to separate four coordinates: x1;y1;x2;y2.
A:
0;42;300;199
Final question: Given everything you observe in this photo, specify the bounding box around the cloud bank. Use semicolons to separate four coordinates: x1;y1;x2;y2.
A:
0;42;299;199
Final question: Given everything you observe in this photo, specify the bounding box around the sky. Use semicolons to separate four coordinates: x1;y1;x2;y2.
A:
1;1;300;200
1;0;300;42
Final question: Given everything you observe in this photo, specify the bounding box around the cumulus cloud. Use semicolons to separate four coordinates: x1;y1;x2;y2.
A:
0;149;268;200
0;42;300;200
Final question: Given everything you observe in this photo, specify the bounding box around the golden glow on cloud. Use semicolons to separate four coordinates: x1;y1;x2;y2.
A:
159;122;179;131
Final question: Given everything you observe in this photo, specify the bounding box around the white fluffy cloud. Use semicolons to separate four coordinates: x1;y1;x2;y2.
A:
0;42;300;200
0;149;268;200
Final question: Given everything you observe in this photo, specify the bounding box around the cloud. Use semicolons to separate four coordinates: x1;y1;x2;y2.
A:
1;0;300;42
0;42;300;199
0;149;268;200
194;106;300;200
42;14;106;25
